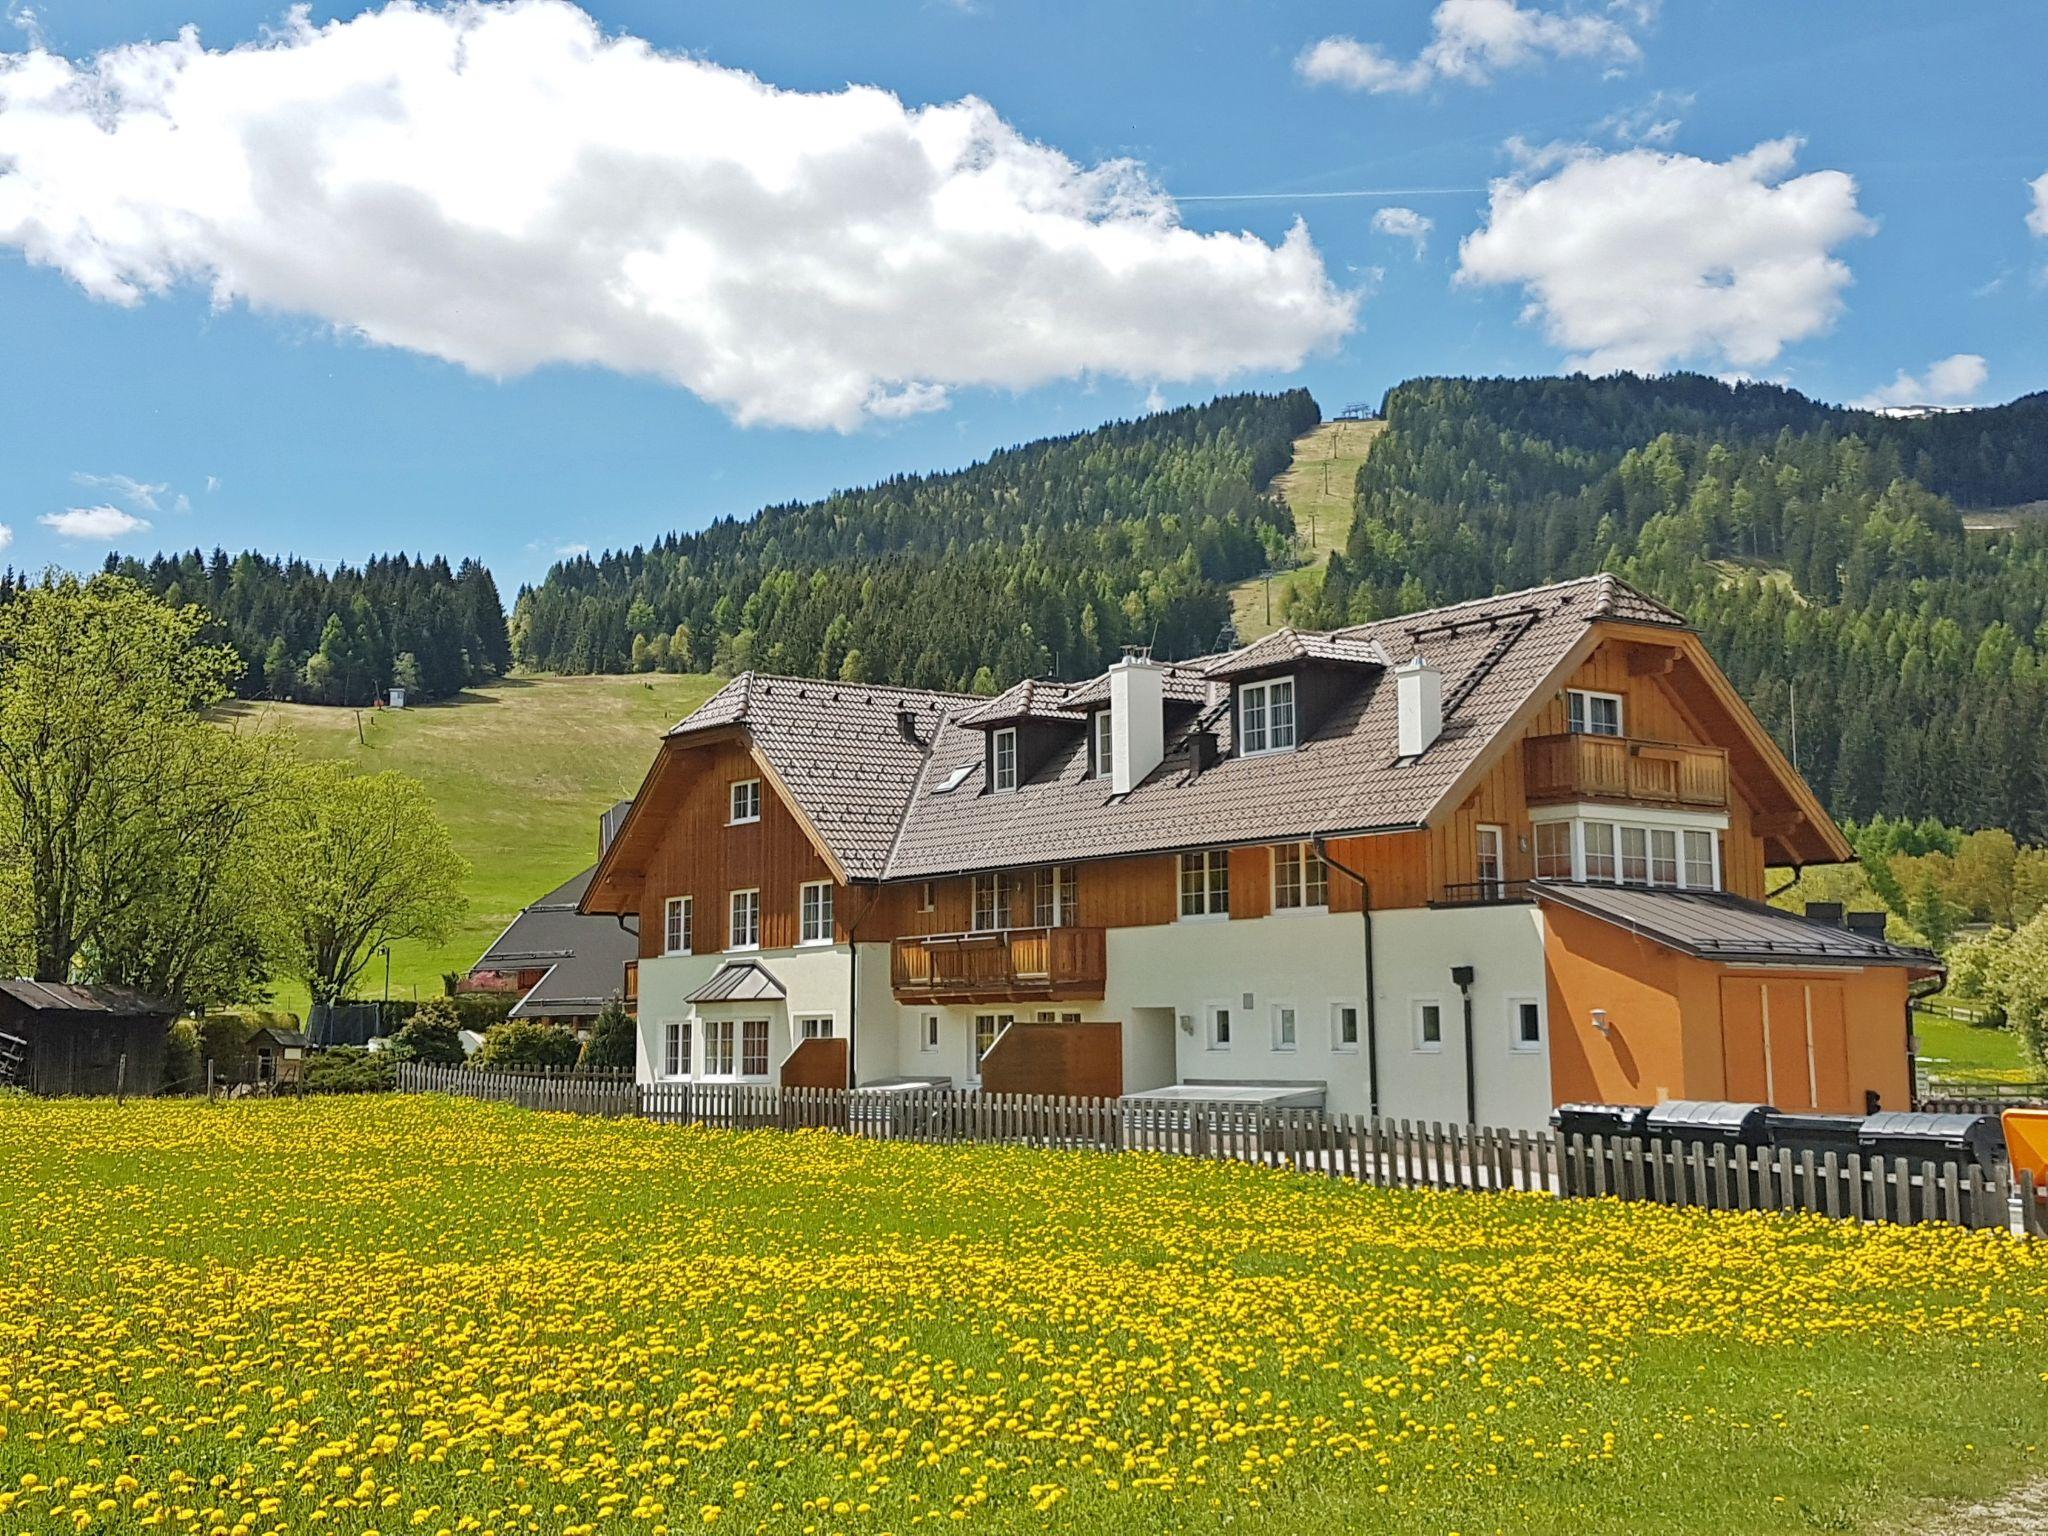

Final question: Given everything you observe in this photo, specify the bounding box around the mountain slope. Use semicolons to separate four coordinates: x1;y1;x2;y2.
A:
1230;416;1384;641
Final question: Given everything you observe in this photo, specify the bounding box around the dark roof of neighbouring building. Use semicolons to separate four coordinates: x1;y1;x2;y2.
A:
684;959;788;1004
0;980;172;1017
1534;881;1943;971
476;866;639;1021
248;1025;312;1048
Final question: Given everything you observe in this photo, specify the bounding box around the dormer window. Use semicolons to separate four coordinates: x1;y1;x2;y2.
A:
1091;709;1114;780
728;778;761;824
991;727;1019;793
1238;676;1296;756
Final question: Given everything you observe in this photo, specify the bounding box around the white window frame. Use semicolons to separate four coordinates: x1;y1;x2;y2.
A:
1237;676;1298;756
1272;842;1328;913
1476;824;1506;896
728;778;762;825
1530;808;1726;891
1270;1001;1298;1053
918;881;937;913
727;888;760;952
661;1018;691;1079
663;895;693;956
1683;829;1716;890
1566;689;1625;738
1206;1001;1234;1052
991;727;1019;793
1092;710;1114;780
798;880;835;946
972;1012;1012;1070
1330;1001;1361;1054
1534;820;1574;880
1179;849;1230;920
1507;996;1544;1054
702;1018;737;1077
796;1014;834;1042
1032;865;1078;928
971;872;1004;933
918;1012;940;1053
1412;997;1444;1054
740;1017;771;1078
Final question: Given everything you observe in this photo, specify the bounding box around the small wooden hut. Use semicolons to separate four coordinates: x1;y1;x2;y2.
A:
0;981;173;1097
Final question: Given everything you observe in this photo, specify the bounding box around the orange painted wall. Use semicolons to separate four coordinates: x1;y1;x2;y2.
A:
1543;903;1912;1112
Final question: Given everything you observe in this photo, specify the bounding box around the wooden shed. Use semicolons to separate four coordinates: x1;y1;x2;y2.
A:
241;1025;312;1087
0;981;173;1097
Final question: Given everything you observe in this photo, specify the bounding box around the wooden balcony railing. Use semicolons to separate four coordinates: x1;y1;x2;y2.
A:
1524;733;1729;810
890;927;1107;1003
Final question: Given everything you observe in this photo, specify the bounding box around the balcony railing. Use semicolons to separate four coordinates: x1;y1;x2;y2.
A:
891;926;1107;1002
1433;879;1535;908
1524;732;1729;810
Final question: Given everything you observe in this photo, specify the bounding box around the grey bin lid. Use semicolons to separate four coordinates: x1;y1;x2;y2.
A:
1645;1100;1774;1143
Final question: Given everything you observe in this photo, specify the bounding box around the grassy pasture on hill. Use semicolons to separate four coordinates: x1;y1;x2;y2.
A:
1231;417;1383;641
4;1093;2046;1535
222;673;721;1003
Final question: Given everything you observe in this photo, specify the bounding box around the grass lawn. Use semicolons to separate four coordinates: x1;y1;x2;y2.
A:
221;673;721;1006
1230;418;1383;642
4;1094;2046;1535
1917;1010;2039;1084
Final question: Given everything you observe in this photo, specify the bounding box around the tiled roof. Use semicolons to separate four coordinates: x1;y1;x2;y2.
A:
1059;665;1215;711
1202;628;1392;680
477;866;640;1020
956;678;1087;728
1534;882;1942;971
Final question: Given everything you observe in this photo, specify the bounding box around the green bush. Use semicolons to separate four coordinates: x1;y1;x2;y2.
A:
390;998;467;1065
303;1046;396;1095
580;997;635;1071
474;1019;581;1070
161;1019;203;1095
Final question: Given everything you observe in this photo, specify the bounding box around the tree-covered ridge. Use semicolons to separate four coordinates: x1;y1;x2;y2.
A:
95;550;512;706
511;391;1317;689
1311;373;2048;835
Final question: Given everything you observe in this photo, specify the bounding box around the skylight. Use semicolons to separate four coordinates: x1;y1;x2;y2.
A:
933;763;975;794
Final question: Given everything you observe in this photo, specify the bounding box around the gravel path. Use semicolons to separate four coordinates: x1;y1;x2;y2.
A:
1889;1479;2048;1535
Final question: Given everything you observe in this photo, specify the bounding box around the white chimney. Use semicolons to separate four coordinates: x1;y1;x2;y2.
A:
1396;655;1442;758
1108;649;1164;794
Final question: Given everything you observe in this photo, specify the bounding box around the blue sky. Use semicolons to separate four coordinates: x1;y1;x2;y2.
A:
0;0;2042;588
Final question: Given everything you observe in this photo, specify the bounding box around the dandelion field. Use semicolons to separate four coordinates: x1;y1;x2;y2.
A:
4;1098;2048;1536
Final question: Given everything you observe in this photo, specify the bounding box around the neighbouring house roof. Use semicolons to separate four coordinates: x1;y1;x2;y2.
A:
1200;627;1393;680
475;865;638;1021
1058;665;1214;711
1534;881;1943;972
0;980;171;1017
685;960;788;1004
955;678;1088;728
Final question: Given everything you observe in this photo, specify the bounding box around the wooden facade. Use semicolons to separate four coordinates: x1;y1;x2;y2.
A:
0;985;173;1098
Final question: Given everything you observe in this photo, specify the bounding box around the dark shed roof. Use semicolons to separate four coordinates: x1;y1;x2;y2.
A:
1535;882;1942;971
0;980;171;1016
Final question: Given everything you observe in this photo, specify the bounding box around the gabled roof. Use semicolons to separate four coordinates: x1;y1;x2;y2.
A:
685;960;788;1003
476;865;638;1021
1059;665;1214;711
1535;882;1942;973
1201;627;1392;680
956;678;1087;728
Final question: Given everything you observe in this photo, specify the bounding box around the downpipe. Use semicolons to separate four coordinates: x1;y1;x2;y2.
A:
1315;837;1380;1118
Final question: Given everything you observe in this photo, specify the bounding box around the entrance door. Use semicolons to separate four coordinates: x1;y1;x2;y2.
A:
1719;977;1850;1111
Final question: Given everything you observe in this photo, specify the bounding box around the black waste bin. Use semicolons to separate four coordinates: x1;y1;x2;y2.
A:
1859;1111;2006;1175
1645;1100;1774;1148
1765;1112;1867;1161
1552;1103;1652;1141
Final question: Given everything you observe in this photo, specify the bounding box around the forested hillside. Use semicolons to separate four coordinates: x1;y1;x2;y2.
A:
96;550;511;706
511;392;1316;690
1297;374;2048;833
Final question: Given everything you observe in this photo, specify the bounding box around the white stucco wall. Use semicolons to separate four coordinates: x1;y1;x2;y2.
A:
635;943;857;1084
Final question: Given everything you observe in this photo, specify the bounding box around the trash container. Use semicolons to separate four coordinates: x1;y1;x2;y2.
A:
1645;1100;1773;1148
1552;1103;1652;1141
1765;1112;1867;1161
1859;1111;2006;1175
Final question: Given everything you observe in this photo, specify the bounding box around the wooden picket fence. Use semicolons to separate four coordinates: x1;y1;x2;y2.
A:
1919;1079;2048;1115
394;1062;2047;1236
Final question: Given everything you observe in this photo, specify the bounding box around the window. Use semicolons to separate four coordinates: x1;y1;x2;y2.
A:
1273;843;1328;911
971;872;1004;932
991;728;1019;793
1092;710;1114;780
703;1019;736;1076
662;1019;690;1077
1331;1003;1361;1053
1620;825;1649;885
973;1012;1010;1064
919;1013;940;1053
1207;1004;1233;1051
1179;850;1230;918
1683;829;1716;890
1582;821;1618;883
1238;677;1297;755
728;779;761;824
1271;1003;1298;1052
1567;689;1624;737
797;1015;834;1041
1476;825;1506;895
727;889;760;951
1413;999;1443;1053
799;881;834;945
1650;828;1679;888
919;881;937;912
741;1018;770;1076
1534;820;1574;880
663;895;693;956
1032;865;1078;927
1509;998;1543;1053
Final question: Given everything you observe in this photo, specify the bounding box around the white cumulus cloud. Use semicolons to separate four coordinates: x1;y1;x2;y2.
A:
0;1;1357;431
1456;138;1871;374
2030;171;2048;237
1298;0;1643;95
41;505;150;540
1849;353;1988;411
1370;206;1433;255
0;523;12;552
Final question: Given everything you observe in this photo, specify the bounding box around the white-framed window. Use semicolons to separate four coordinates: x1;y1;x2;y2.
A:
919;1013;940;1053
1032;865;1079;927
1534;820;1574;880
919;881;937;913
703;1018;736;1076
1092;709;1114;779
1206;1002;1233;1051
797;1014;834;1041
1538;815;1722;889
662;1018;691;1078
1273;842;1328;911
1650;827;1678;887
1508;997;1543;1053
971;872;1004;932
1412;998;1444;1054
991;727;1019;793
1179;849;1230;919
663;895;693;956
1331;1002;1361;1053
1620;824;1649;885
973;1012;1010;1064
1270;1002;1298;1052
1566;689;1624;737
741;1018;770;1077
1476;825;1505;895
729;778;761;825
727;888;760;951
1683;829;1716;889
799;881;835;945
1238;676;1297;756
1583;821;1618;883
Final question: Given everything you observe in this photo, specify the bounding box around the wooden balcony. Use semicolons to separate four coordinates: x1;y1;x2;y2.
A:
890;927;1107;1004
1524;732;1730;810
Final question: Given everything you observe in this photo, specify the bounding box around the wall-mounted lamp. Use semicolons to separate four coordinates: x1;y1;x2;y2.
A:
1591;1008;1612;1038
1177;1013;1195;1036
